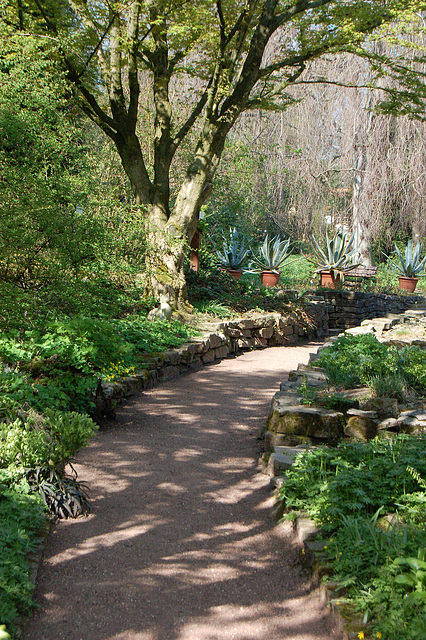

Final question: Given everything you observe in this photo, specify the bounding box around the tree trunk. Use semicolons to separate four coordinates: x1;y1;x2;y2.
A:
352;96;375;267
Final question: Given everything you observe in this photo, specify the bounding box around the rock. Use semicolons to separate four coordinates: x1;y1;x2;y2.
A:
377;417;399;431
264;431;311;449
266;445;307;476
347;408;378;418
344;415;378;441
397;410;426;435
361;397;399;418
294;517;319;544
267;404;345;443
258;326;274;339
272;389;303;410
267;448;298;476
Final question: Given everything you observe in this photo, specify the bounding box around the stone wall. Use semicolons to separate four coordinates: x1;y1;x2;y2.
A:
309;290;423;330
97;300;328;418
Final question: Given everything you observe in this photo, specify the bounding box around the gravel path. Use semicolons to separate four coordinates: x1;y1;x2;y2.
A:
23;343;341;640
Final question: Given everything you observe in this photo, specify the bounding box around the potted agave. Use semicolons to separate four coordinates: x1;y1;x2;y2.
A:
307;229;360;288
250;235;294;287
383;240;426;292
215;227;250;280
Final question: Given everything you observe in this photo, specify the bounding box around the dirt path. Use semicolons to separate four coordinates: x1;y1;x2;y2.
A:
23;344;341;640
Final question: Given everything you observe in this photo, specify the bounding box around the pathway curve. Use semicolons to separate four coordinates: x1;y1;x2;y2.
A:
23;343;341;640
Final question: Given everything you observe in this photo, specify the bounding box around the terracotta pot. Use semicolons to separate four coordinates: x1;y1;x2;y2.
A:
320;270;341;288
261;270;281;287
226;268;243;280
398;276;418;293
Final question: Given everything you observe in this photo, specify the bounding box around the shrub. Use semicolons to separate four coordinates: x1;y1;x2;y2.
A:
315;333;426;395
0;483;45;633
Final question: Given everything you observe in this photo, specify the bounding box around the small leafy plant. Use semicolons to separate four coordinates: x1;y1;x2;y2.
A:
393;548;426;603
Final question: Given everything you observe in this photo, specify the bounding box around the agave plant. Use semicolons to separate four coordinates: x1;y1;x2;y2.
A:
215;227;250;270
308;229;360;278
250;235;294;273
383;240;426;278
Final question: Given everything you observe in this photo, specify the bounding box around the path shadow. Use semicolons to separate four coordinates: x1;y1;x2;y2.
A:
23;344;335;640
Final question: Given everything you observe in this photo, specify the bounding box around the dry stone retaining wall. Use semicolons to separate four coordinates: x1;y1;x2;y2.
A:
311;290;422;330
98;300;328;417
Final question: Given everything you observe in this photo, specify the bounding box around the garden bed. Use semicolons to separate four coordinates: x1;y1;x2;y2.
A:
265;303;426;640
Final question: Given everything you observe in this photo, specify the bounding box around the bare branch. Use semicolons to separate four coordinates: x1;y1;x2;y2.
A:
172;78;213;153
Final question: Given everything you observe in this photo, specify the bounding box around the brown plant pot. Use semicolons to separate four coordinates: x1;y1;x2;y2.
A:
261;270;281;287
226;268;243;280
320;270;341;288
398;276;418;293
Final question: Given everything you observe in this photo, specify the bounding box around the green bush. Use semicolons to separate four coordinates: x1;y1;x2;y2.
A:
315;333;426;394
0;483;45;633
0;410;97;471
278;435;426;639
279;435;426;528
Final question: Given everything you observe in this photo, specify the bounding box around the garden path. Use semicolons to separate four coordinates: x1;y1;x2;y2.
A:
23;343;341;640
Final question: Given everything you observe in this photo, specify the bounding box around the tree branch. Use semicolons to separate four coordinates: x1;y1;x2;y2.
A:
128;1;142;128
171;77;213;153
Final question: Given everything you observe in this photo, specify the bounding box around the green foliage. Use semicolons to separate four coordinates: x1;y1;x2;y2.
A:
326;516;426;639
186;263;302;316
315;334;426;396
0;410;97;470
279;435;426;528
393;548;426;602
401;346;426;392
192;301;236;319
279;435;426;638
113;314;197;355
0;483;45;633
315;334;395;388
0;33;148;330
26;466;91;519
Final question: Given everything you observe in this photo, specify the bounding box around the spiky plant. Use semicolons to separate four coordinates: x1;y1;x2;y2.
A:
308;229;360;278
250;235;294;273
215;227;250;270
384;240;426;278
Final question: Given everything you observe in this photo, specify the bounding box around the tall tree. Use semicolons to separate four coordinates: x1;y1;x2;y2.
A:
2;1;426;308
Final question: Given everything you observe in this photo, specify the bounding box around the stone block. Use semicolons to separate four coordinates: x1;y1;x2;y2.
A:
242;329;253;338
208;333;224;349
214;345;229;359
267;405;345;442
162;350;181;365
237;337;255;350
160;366;180;381
237;319;255;329
258;326;274;339
344;416;377;441
224;327;242;338
281;324;295;336
377;417;399;431
267;448;299;476
362;397;398;418
202;350;215;364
